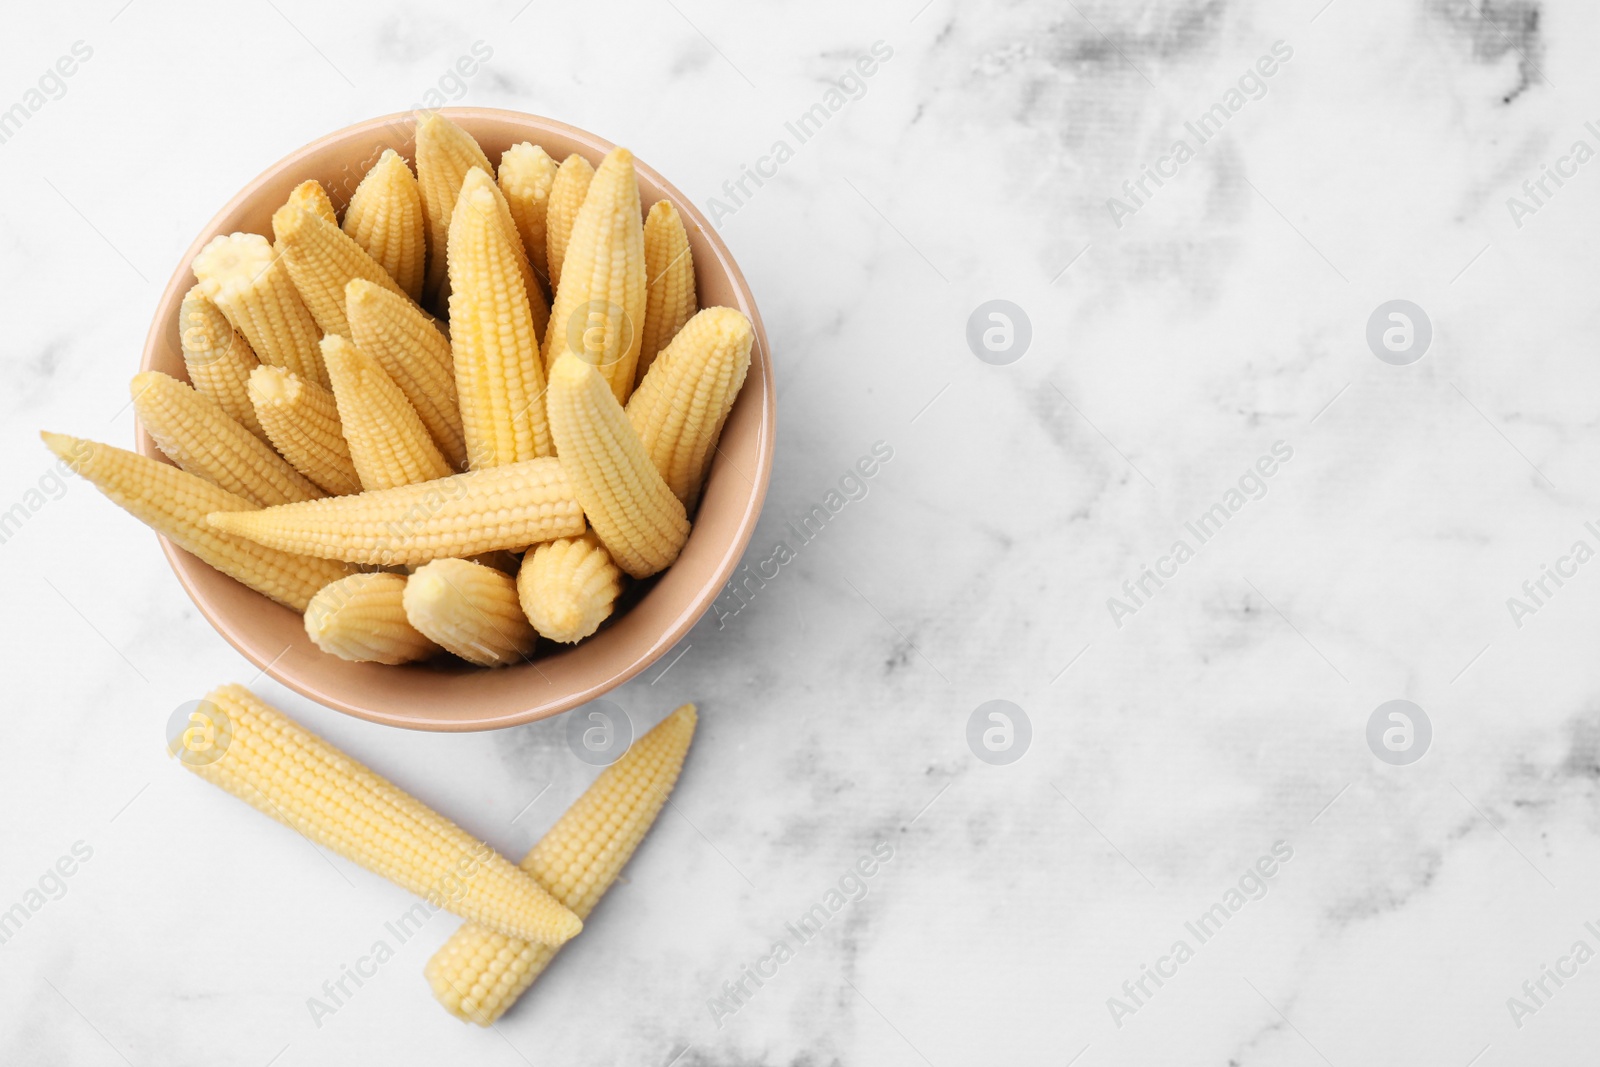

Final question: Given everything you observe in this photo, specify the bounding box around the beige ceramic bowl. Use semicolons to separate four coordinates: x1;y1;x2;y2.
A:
138;108;773;731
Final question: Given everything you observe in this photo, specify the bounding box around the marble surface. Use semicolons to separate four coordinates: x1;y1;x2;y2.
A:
4;0;1599;1063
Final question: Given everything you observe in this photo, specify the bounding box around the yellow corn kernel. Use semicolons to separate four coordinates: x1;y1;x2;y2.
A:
345;279;465;470
516;532;622;643
543;148;646;404
402;558;537;667
625;306;753;511
342;149;426;301
425;703;697;1025
448;168;553;469
179;284;265;440
272;201;410;340
544;153;594;294
193;232;326;387
282;180;338;226
304;572;437;664
247;366;363;497
132;371;322;508
207;458;584;566
498;142;557;286
416;111;493;306
41;433;352;611
545;353;688;578
636;200;697;386
321;336;451;491
178;684;581;946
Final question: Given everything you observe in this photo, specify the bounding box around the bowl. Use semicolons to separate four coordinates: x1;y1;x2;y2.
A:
138;108;774;731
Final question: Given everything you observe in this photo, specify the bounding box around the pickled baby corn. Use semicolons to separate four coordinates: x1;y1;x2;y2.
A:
321;336;451;491
416;111;493;304
193;232;326;387
41;432;352;611
545;153;594;295
272;201;409;340
131;371;322;507
206;458;584;566
636;200;697;385
342;149;426;301
516;532;622;644
179;285;264;440
282;180;337;226
543;148;646;404
179;684;581;946
304;572;437;664
625;306;753;510
498;142;556;284
403;558;537;667
247;366;362;497
545;353;688;578
425;703;697;1025
344;279;465;469
448;168;553;469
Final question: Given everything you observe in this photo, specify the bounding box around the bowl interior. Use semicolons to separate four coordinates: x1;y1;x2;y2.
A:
139;108;773;731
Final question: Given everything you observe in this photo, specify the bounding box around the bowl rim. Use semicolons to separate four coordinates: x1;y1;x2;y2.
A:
138;106;774;731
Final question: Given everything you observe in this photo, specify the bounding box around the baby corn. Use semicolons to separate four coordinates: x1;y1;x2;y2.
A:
282;179;337;226
636;200;697;385
448;168;553;469
545;153;594;294
41;432;351;611
516;532;621;644
132;371;322;507
179;684;581;946
304;572;437;664
193;232;326;387
545;353;688;578
403;558;538;667
342;149;426;301
498;142;557;285
206;458;584;566
543;147;646;404
272;201;409;340
321;336;451;491
416;111;493;305
425;703;697;1025
179;285;265;440
625;306;753;510
345;280;466;470
247;366;363;497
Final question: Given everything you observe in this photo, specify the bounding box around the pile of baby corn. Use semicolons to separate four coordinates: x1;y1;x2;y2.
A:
171;682;697;1024
43;112;754;666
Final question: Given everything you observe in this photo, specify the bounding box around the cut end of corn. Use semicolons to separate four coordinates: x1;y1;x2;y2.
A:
403;558;538;667
193;233;274;303
305;572;437;664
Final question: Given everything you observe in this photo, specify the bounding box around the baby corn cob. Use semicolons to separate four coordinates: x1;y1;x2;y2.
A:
247;366;363;497
345;279;465;470
542;148;646;404
41;433;352;611
282;180;337;226
403;558;538;667
498;142;557;285
425;703;697;1025
180;684;581;946
416;111;493;305
342;149;426;301
132;371;322;507
206;458;584;566
179;285;265;440
636;200;697;385
272;201;410;340
516;532;622;644
545;153;594;294
448;168;553;469
625;306;753;510
193;232;326;387
545;353;688;578
304;572;437;664
321;336;451;491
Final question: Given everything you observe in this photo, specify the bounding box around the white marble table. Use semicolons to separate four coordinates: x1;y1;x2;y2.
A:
3;0;1598;1063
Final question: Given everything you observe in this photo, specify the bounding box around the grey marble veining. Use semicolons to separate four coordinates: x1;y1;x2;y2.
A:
3;0;1599;1063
